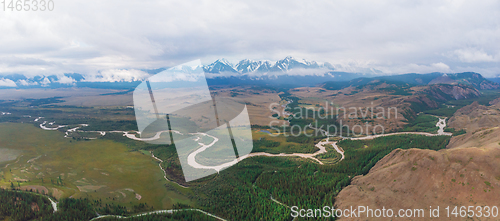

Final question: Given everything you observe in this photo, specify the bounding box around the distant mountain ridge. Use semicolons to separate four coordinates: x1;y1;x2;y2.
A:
0;57;362;88
0;57;498;90
323;72;499;90
204;56;334;74
203;56;365;86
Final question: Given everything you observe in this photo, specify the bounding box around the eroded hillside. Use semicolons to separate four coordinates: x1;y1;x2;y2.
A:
448;101;500;132
335;146;500;220
290;82;482;134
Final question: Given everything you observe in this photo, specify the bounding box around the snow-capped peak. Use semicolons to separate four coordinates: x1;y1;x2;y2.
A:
203;58;238;73
204;56;335;75
216;58;233;67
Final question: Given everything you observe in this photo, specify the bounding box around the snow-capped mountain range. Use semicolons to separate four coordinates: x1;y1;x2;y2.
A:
0;57;494;90
0;57;360;88
204;56;335;75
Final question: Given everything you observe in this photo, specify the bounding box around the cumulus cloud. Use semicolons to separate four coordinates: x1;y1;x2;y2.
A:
17;79;39;86
0;0;499;77
430;62;451;72
56;75;76;84
330;60;381;74
0;79;17;87
149;71;203;83
372;62;452;75
84;69;150;82
451;48;498;63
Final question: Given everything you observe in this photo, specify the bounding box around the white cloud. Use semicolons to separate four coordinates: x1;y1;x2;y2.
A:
0;78;17;87
17;79;39;86
149;71;202;83
56;76;76;84
0;0;499;77
84;69;150;82
364;62;452;75
451;48;497;63
431;62;451;72
330;60;380;74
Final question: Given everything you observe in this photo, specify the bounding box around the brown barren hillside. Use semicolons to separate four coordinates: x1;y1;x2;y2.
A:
448;101;500;132
447;127;500;149
210;86;288;126
335;147;500;220
290;85;411;134
290;84;481;134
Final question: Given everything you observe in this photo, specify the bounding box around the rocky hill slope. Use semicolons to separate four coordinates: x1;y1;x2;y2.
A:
335;145;500;220
448;101;500;132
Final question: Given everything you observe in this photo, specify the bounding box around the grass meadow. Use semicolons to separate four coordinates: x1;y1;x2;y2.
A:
0;123;195;211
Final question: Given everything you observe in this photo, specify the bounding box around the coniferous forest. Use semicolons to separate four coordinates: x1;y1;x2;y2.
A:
156;134;451;220
0;134;450;220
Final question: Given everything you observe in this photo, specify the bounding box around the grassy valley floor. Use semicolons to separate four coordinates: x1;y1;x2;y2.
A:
0;123;196;213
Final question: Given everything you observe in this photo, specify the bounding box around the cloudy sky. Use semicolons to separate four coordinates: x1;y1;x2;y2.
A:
1;0;499;80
